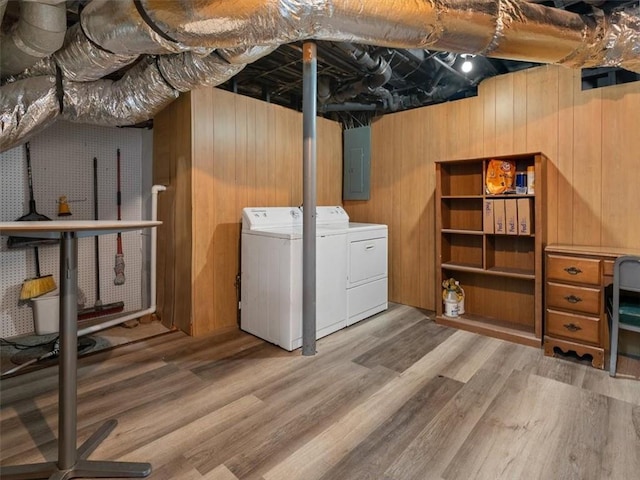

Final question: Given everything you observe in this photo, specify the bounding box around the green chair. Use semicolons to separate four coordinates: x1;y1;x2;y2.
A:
608;256;640;377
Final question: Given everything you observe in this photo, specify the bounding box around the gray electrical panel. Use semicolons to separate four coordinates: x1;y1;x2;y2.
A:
343;125;371;201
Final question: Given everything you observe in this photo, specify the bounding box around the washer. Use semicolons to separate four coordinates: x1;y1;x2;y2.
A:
240;206;348;351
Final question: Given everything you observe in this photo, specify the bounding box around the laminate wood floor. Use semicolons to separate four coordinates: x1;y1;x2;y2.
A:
2;303;639;479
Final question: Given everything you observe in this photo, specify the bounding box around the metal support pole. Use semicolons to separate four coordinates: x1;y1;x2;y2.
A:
302;41;317;356
59;230;78;469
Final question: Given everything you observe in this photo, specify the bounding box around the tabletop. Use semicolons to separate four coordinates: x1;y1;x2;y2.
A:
0;220;161;239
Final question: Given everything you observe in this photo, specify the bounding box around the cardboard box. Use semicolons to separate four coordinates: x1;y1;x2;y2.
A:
483;199;494;234
517;197;532;235
505;199;518;235
493;199;505;234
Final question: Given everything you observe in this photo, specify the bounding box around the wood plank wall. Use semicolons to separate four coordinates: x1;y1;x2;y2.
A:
344;65;640;311
154;88;342;335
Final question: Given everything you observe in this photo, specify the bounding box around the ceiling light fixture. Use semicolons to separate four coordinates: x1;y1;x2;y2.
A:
460;54;474;73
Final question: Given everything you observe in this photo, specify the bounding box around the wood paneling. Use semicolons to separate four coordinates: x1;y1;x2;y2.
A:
600;82;640;247
345;65;640;311
154;88;342;335
153;93;193;334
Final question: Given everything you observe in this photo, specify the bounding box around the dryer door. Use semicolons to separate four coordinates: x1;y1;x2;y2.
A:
348;237;387;287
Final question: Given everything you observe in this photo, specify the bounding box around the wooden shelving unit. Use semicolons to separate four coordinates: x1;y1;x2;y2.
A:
435;153;547;347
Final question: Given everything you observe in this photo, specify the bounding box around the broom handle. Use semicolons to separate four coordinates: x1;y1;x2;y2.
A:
34;246;41;277
116;148;122;251
93;157;101;302
25;142;37;212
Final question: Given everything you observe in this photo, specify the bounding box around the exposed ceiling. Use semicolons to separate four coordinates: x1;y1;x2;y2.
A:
212;0;640;126
1;0;639;144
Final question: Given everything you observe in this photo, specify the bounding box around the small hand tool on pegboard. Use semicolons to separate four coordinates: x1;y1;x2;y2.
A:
113;148;125;285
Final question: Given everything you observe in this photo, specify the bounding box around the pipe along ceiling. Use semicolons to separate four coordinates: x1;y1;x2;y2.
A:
1;0;639;152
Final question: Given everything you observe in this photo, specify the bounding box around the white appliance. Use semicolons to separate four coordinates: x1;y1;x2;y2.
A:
240;206;388;351
240;206;348;351
345;223;388;325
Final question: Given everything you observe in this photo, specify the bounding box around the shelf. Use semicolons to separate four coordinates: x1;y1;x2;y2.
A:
441;229;483;235
438;162;483;196
436;313;540;347
486;235;535;272
442;263;535;279
441;195;484;199
441;234;483;267
435;153;546;345
485;194;534;199
441;197;483;231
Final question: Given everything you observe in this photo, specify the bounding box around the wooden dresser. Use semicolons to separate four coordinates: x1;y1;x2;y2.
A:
544;244;640;369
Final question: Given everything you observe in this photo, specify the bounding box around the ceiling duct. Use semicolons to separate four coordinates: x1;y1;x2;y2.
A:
0;0;8;22
122;0;639;71
321;43;394;105
0;76;61;149
1;0;639;152
0;0;67;77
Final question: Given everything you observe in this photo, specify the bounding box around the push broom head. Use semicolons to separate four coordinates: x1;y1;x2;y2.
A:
20;275;57;301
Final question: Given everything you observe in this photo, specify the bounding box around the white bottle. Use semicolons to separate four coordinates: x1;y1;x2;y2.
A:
527;166;535;195
444;289;459;318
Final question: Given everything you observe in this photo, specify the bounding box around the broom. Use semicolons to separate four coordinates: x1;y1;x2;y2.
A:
20;246;56;301
9;142;57;300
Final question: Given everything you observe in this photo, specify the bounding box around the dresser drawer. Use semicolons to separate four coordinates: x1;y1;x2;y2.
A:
546;309;600;345
546;282;601;315
547;255;600;286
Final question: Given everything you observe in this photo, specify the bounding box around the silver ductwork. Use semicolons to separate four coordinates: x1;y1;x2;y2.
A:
54;23;140;82
61;51;251;126
156;51;247;92
1;0;639;152
122;0;640;71
0;0;8;23
0;0;67;77
0;76;60;151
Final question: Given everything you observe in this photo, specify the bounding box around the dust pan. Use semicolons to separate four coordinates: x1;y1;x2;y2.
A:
7;142;58;248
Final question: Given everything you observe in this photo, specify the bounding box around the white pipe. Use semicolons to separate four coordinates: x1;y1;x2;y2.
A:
77;184;166;337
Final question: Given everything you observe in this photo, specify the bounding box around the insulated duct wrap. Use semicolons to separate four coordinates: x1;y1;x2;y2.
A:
2;0;640;153
132;0;639;72
136;0;442;48
0;76;60;151
0;0;67;77
217;45;280;64
560;8;640;72
0;0;8;23
80;0;207;55
61;58;178;126
157;52;246;92
53;23;140;82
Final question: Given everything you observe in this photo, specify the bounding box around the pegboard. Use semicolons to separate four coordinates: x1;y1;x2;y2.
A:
0;121;153;338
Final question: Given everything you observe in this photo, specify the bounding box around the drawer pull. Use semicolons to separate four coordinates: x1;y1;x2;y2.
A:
564;295;582;304
563;323;582;332
564;266;582;275
365;244;375;250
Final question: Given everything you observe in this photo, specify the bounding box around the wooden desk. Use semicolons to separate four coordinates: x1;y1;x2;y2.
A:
0;220;160;480
544;244;640;369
